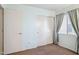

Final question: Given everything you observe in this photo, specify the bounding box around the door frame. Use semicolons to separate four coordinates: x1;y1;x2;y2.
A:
0;5;4;54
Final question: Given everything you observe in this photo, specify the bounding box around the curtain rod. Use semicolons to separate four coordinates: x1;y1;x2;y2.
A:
56;7;79;16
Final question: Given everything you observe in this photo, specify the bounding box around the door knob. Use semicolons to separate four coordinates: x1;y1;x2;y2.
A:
18;33;22;35
37;32;39;33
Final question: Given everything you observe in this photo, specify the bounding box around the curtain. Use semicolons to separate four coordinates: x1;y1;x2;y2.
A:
68;9;79;54
53;13;64;44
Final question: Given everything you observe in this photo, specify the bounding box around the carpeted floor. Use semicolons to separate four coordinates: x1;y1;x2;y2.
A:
10;44;77;55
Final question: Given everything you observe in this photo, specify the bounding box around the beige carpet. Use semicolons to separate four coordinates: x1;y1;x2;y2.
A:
10;44;77;55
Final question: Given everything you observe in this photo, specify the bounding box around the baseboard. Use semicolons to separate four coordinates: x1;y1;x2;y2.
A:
52;42;78;54
8;43;78;55
37;43;53;48
8;43;53;55
7;43;53;55
57;44;78;55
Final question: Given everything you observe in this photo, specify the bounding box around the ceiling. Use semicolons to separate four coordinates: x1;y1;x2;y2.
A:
27;4;72;11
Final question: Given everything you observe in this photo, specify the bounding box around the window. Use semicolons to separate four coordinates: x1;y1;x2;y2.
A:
58;13;67;34
58;13;76;35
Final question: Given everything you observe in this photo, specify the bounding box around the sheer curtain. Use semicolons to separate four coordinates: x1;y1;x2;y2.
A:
53;13;64;44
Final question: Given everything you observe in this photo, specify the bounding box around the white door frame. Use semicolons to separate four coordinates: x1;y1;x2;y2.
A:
0;6;4;55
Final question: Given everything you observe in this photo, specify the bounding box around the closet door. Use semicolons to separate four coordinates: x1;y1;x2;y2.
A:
36;16;53;46
47;17;54;44
4;9;22;54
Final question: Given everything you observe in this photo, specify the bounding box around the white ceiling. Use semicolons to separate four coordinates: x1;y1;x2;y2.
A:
27;4;72;11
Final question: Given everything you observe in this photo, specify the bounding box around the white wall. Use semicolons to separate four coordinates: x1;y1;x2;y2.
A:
59;34;77;52
3;5;55;54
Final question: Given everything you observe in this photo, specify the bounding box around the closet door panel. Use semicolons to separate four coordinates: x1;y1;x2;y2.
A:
4;9;22;54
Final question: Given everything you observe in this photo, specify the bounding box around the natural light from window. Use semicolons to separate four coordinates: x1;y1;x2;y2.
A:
58;13;76;35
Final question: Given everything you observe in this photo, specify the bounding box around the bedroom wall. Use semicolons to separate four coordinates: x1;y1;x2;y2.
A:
59;34;77;52
3;5;55;54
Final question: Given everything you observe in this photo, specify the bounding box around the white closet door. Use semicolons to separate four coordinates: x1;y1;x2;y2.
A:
47;17;54;44
36;16;53;46
4;9;22;54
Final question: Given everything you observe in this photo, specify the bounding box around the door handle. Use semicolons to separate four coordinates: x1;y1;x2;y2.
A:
18;33;22;35
37;32;39;34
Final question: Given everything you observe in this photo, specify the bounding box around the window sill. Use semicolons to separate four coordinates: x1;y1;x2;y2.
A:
58;33;77;36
